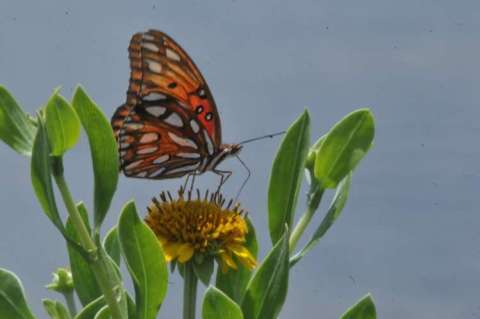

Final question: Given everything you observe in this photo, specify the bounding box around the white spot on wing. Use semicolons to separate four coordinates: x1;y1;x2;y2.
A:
153;155;169;164
145;59;162;73
142;42;160;52
136;171;148;178
126;160;143;170
177;152;200;159
203;130;214;155
125;123;144;130
137;146;158;154
164;113;183;127
168;132;198;149
120;143;130;149
139;133;158;144
143;93;167;101
146;106;166;117
166;48;181;61
150;167;166;178
190;119;200;133
143;34;155;41
166;163;200;175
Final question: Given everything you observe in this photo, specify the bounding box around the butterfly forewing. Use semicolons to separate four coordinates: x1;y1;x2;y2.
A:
126;30;222;145
113;29;225;180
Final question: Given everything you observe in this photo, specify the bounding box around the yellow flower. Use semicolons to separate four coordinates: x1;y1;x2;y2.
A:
145;189;257;273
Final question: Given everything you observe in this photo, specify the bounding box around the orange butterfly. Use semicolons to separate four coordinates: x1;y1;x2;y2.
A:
111;30;241;185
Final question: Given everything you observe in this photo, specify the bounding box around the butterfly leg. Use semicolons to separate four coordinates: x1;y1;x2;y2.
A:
182;172;198;195
212;169;232;195
189;172;197;194
234;154;251;202
182;174;191;193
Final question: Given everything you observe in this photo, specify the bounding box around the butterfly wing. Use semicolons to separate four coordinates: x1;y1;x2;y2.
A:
127;29;222;146
114;97;215;179
112;29;224;179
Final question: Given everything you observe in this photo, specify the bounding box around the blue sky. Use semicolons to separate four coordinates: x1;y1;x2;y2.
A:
1;0;479;318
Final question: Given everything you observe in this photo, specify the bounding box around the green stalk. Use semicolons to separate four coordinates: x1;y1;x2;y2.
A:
52;158;125;319
63;290;77;317
289;184;324;252
183;262;198;319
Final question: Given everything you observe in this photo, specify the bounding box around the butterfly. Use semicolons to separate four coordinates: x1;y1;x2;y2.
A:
111;30;241;184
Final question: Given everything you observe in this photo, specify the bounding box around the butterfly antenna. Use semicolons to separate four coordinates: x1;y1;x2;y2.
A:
234;154;251;202
238;131;286;145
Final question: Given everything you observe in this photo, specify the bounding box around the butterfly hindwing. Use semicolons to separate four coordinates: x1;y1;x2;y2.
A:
115;95;216;179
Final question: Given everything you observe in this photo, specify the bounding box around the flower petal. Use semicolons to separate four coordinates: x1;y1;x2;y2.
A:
177;243;194;263
162;242;181;262
219;251;237;272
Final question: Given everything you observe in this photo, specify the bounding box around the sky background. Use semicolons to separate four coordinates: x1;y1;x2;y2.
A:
1;0;479;318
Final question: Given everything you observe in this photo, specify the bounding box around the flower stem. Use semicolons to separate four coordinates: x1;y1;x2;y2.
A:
183;262;198;319
63;290;77;317
289;185;324;252
52;158;125;319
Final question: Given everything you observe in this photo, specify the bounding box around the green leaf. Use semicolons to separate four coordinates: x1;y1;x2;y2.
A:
103;227;121;267
241;229;289;319
0;86;36;155
93;306;110;319
65;203;102;306
72;86;119;229
193;256;214;286
315;108;374;188
42;299;71;319
340;294;376;319
202;287;243;319
96;242;129;318
290;174;351;267
30;117;65;232
118;200;168;319
268;110;310;244
45;92;81;156
0;268;36;319
126;294;136;319
74;296;105;319
216;218;258;303
304;135;326;185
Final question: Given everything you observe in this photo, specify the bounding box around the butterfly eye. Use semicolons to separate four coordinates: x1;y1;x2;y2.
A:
195;105;204;114
205;112;213;121
168;82;177;89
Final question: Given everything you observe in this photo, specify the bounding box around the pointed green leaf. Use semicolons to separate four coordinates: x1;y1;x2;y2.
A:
0;268;36;319
93;306;110;319
118;200;168;319
103;227;121;267
216;218;258;303
31;118;65;232
42;299;71;319
290;174;351;267
193;256;214;286
45;92;80;156
72;86;119;229
74;296;105;319
268;110;310;244
241;230;289;319
0;86;36;155
304;135;326;185
202;286;243;319
315;108;374;188
66;203;101;306
340;294;376;319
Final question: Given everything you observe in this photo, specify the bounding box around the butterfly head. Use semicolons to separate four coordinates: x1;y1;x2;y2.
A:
221;143;242;156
